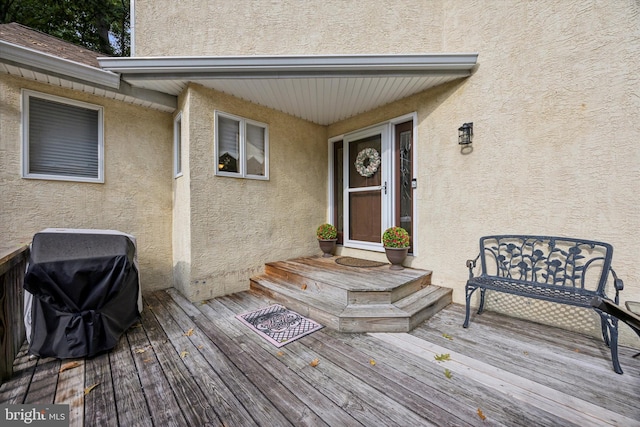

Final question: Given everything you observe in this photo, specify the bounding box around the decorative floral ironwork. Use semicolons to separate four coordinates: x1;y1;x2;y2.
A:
484;236;602;289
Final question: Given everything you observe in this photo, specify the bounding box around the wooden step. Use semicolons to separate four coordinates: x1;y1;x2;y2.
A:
264;257;431;304
250;256;452;333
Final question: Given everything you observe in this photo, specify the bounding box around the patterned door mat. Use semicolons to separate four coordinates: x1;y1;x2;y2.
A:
235;304;323;347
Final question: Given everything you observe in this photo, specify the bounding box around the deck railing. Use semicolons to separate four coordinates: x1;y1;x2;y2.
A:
0;244;29;383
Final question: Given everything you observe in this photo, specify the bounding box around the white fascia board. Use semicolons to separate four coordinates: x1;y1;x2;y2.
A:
0;40;121;89
98;53;478;78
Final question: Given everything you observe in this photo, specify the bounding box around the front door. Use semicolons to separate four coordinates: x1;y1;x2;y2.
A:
333;120;414;252
344;125;391;250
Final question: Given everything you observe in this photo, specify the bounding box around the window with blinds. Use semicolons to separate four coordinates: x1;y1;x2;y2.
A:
215;111;268;180
22;91;103;183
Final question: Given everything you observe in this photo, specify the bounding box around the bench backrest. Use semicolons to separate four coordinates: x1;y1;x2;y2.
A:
479;235;613;294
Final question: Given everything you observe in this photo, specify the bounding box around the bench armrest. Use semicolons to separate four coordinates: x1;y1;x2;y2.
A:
610;268;623;304
466;254;480;279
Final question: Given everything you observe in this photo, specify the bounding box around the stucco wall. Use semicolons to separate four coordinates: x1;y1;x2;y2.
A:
133;1;640;343
133;0;445;57
0;75;174;292
325;1;640;344
172;92;192;298
180;84;328;301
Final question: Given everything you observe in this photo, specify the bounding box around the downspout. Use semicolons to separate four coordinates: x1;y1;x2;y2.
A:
129;0;135;57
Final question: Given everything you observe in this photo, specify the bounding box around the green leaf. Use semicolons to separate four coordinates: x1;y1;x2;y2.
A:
444;369;453;379
434;353;451;362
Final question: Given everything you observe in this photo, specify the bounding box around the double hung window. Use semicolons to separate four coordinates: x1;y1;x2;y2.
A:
215;111;268;179
22;90;103;183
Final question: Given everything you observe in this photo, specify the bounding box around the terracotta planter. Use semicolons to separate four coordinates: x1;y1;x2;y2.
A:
318;239;337;257
384;247;409;270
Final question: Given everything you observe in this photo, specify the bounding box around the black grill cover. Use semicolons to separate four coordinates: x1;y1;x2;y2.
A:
24;230;140;358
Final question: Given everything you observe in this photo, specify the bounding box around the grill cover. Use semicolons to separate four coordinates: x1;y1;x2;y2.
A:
24;229;141;358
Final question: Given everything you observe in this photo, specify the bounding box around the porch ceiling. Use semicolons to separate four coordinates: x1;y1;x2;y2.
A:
99;54;478;125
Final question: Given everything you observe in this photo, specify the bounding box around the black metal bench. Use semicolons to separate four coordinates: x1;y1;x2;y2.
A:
463;235;625;374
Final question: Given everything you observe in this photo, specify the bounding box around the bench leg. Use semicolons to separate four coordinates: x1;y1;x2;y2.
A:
463;284;478;328
600;316;611;347
599;312;623;374
478;288;487;315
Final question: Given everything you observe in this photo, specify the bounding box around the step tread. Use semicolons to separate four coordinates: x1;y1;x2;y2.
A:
395;285;453;312
266;257;432;292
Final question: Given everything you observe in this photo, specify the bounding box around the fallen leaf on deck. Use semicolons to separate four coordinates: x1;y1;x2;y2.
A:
369;359;376;366
143;358;151;363
59;361;81;373
310;358;320;367
84;383;100;395
197;345;204;349
276;351;284;357
180;350;188;358
434;353;451;362
135;348;147;354
442;333;453;340
301;284;307;290
184;328;194;336
444;369;453;379
477;408;487;421
574;349;581;353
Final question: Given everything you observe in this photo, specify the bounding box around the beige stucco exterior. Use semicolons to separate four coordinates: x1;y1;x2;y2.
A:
2;1;639;345
173;84;328;301
0;74;174;291
133;0;640;344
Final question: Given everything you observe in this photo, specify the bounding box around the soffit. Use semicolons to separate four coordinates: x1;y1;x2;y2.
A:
99;54;478;125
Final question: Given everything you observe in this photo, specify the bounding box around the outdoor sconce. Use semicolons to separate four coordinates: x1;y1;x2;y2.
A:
458;122;473;145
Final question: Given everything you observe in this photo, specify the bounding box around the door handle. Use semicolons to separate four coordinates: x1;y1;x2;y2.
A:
383;181;387;195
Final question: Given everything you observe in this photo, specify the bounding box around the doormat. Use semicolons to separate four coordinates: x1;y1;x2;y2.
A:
335;257;387;268
236;304;323;347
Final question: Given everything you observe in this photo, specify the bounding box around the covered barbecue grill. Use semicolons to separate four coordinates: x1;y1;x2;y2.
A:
24;229;141;358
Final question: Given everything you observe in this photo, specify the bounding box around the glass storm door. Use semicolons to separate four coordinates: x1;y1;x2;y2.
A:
344;125;391;250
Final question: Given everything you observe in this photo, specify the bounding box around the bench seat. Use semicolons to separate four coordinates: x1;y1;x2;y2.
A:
463;235;624;374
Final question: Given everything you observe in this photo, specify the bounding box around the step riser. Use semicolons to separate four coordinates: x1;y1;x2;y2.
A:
409;292;452;330
267;262;432;305
264;264;346;303
250;279;341;330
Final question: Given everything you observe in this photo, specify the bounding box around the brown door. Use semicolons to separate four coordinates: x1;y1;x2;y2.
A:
346;131;384;244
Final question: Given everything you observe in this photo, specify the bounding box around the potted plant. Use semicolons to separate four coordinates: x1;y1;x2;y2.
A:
316;224;338;257
382;226;410;270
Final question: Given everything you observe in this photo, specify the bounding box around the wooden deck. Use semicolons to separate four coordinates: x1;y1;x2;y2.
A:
1;288;639;426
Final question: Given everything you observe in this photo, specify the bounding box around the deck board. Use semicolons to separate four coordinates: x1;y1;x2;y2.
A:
148;292;259;427
1;288;639;427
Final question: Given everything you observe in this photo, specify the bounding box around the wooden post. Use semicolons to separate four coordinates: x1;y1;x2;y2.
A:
0;244;29;384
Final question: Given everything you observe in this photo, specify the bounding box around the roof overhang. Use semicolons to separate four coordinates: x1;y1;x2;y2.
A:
99;53;478;125
0;40;176;112
1;40;121;89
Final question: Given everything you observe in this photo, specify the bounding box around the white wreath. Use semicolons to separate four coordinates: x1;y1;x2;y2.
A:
354;148;381;178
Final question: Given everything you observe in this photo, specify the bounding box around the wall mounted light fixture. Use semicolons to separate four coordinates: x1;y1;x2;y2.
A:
458;122;473;145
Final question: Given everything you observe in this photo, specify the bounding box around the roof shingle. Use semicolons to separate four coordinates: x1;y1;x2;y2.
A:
0;22;106;68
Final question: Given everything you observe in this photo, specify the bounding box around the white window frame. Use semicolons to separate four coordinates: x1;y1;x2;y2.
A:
21;90;104;183
173;112;183;178
214;110;269;180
